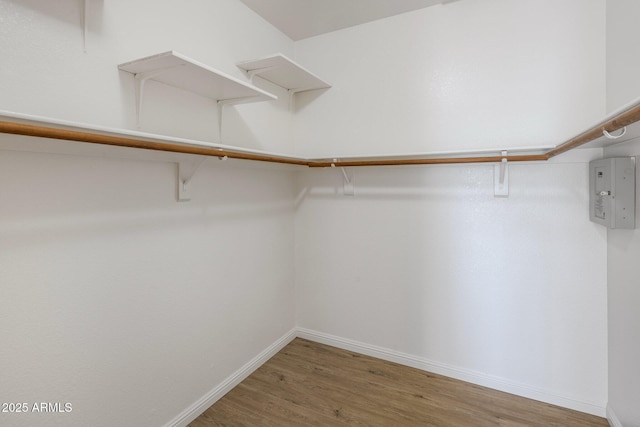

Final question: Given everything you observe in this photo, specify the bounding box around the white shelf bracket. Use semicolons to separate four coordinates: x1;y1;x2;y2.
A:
133;65;184;127
245;66;280;82
288;89;296;112
79;0;87;52
331;159;355;196
216;100;232;143
245;66;290;109
494;151;509;198
244;66;310;111
216;95;269;142
177;157;206;202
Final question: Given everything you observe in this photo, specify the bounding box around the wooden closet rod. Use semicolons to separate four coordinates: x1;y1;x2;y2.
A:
1;100;640;168
0;120;310;166
309;154;549;168
545;102;640;158
312;101;640;167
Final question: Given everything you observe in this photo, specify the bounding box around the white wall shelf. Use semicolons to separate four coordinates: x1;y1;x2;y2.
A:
237;53;331;94
118;51;277;126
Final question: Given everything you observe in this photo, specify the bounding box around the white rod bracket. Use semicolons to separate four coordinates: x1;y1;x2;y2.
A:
603;127;627;140
177;157;206;202
331;159;354;196
494;151;509;197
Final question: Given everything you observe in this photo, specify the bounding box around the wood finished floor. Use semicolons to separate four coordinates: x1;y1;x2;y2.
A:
189;338;608;427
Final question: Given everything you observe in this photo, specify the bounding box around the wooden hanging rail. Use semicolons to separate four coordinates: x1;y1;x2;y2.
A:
0;120;309;166
309;153;549;168
1;99;640;168
546;100;640;158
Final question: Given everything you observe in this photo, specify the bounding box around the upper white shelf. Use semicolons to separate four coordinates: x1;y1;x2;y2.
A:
118;51;276;104
237;54;331;93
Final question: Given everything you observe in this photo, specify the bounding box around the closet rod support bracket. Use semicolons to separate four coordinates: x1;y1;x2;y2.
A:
603;127;627;140
494;151;509;198
331;159;354;196
177;157;206;202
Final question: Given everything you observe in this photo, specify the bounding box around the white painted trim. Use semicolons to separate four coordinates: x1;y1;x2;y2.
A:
607;403;624;427
164;328;297;427
296;328;607;418
164;327;607;426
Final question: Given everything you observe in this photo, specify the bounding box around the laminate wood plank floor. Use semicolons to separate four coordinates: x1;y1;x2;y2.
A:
189;338;608;427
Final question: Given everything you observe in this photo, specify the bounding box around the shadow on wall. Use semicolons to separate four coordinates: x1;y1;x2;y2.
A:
291;87;331;114
0;147;296;253
116;67;293;153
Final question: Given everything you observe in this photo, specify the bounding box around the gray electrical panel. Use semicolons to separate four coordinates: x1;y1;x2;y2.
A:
589;157;636;229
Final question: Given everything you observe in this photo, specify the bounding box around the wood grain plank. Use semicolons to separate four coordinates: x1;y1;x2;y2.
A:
189;339;608;427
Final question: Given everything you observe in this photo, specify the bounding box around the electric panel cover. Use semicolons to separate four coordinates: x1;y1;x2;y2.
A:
589;157;636;229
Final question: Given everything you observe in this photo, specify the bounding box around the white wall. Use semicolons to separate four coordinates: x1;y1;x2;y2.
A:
0;1;297;426
603;140;640;427
0;0;295;153
605;2;640;425
606;0;640;112
293;0;606;158
295;155;608;415
0;0;613;425
293;0;608;416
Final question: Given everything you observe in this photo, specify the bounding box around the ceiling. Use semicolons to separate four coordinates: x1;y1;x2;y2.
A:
238;0;452;41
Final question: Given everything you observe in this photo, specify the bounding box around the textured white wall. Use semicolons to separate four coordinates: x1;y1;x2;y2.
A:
0;0;296;426
0;0;612;424
294;155;608;414
605;2;640;423
0;145;297;427
603;139;640;427
293;0;608;416
606;0;640;112
292;0;606;158
0;0;295;153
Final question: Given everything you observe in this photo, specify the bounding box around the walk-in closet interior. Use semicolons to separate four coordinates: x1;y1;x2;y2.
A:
1;0;639;426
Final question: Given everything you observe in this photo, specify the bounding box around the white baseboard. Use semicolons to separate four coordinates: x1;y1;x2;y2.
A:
607;403;624;427
296;327;607;418
164;328;297;427
165;326;607;426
